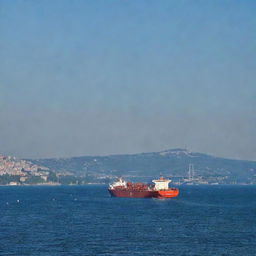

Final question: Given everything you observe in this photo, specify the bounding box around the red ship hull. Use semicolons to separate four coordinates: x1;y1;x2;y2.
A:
108;177;179;199
108;188;179;198
156;188;179;198
108;188;158;198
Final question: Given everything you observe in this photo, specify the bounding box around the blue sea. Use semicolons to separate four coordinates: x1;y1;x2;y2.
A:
0;185;256;256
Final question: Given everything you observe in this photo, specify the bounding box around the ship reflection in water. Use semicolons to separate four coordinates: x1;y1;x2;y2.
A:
108;176;179;198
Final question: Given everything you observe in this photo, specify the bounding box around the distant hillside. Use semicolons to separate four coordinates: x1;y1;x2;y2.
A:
30;149;256;184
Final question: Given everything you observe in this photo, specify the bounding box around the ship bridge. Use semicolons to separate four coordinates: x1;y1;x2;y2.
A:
152;177;171;190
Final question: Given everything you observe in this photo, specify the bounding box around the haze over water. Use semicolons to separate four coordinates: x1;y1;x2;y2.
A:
1;185;256;256
1;0;256;160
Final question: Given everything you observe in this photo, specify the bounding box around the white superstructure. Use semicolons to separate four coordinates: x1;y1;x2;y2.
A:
109;178;127;189
152;177;171;191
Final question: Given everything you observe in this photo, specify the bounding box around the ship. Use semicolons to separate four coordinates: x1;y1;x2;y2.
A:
108;176;179;199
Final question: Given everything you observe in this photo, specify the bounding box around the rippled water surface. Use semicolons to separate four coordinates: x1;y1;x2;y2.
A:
0;185;256;255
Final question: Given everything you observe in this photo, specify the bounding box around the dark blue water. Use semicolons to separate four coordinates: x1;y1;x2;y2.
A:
0;185;256;256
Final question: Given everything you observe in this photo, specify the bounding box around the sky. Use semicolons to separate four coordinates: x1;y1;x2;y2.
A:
0;0;256;160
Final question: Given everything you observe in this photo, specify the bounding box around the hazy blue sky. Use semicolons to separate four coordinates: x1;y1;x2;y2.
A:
0;0;256;159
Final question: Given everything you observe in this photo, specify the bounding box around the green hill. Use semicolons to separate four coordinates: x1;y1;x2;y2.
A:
30;149;256;184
